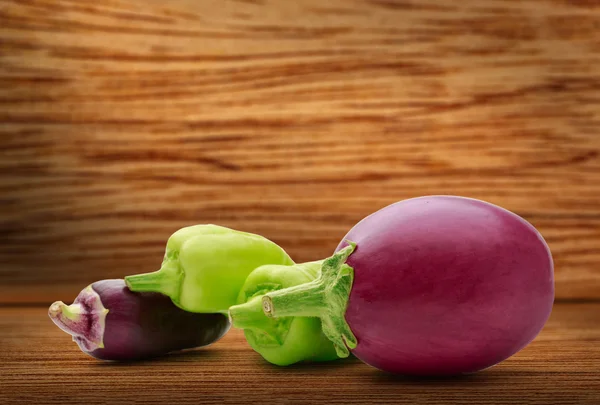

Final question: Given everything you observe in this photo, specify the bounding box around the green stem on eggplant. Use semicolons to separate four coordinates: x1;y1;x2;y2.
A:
262;243;358;358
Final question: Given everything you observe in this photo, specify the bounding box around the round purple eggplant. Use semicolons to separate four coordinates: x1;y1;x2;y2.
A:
261;196;554;375
49;279;230;360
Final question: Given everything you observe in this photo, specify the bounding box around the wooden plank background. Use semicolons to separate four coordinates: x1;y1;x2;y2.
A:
1;0;599;303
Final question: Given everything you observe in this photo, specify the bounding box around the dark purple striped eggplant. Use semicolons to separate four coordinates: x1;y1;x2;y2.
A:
48;279;230;360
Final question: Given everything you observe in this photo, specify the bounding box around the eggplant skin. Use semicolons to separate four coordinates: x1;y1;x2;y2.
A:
65;280;230;361
338;195;554;375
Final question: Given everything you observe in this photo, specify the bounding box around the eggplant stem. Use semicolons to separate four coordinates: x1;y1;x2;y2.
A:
229;296;275;330
262;242;358;357
48;286;108;351
229;296;290;345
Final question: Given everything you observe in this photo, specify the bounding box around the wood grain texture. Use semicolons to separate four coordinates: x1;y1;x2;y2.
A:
1;0;599;302
0;303;599;404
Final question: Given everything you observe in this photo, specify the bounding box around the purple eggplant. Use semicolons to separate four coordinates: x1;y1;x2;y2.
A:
49;279;230;360
261;196;554;375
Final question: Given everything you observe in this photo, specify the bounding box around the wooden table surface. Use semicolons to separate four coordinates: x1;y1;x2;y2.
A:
1;303;599;405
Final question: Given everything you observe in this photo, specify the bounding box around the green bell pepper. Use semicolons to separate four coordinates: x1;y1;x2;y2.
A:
228;260;340;366
125;224;294;314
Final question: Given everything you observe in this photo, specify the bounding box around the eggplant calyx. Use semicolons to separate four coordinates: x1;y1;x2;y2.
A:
48;286;109;351
262;242;358;357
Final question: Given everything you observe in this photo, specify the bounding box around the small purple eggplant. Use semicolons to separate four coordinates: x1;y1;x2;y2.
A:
49;279;230;360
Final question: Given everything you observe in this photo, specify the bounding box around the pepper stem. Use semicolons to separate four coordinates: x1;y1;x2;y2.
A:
262;242;358;357
125;263;180;300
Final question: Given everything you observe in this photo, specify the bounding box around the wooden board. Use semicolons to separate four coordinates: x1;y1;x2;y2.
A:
1;303;599;404
1;0;599;302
